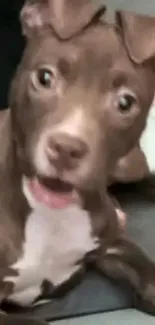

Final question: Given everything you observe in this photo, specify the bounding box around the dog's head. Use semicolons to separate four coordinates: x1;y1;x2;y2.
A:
9;0;155;205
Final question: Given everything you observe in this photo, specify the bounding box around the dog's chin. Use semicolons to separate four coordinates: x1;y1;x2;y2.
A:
23;175;81;209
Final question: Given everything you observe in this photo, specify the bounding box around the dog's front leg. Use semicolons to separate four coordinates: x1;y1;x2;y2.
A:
96;237;155;315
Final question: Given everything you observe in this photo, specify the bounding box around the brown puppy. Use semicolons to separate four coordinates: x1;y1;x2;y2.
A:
1;1;155;324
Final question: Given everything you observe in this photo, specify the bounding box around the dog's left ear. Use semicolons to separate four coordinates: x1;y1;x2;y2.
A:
20;0;106;39
116;11;155;64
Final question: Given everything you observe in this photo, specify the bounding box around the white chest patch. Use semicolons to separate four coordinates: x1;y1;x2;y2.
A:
140;102;155;174
5;183;99;306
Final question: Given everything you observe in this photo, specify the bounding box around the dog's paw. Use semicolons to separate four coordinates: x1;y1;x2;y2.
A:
0;313;47;325
133;281;155;315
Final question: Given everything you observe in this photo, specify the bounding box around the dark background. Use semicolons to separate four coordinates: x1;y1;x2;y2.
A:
0;1;25;109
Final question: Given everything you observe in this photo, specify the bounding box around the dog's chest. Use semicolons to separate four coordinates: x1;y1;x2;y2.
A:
5;204;98;306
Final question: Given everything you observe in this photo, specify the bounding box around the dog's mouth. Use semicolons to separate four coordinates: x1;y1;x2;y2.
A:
27;176;77;209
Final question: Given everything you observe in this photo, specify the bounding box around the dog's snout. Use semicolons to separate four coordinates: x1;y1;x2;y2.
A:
46;133;87;169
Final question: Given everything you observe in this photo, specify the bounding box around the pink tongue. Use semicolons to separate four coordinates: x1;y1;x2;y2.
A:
28;178;74;209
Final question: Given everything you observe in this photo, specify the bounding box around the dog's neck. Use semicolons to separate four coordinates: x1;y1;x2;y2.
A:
0;109;28;227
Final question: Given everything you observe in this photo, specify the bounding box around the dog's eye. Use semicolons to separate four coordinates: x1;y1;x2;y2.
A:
118;94;136;113
37;68;54;88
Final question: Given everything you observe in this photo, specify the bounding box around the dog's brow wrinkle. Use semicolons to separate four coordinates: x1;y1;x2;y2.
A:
58;58;71;77
52;107;86;137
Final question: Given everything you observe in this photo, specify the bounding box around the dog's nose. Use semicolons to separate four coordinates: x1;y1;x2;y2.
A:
46;133;87;169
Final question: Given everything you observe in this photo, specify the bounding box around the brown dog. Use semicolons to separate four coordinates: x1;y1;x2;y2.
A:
1;1;155;324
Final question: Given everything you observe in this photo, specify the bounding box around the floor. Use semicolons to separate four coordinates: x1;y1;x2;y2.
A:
51;310;155;325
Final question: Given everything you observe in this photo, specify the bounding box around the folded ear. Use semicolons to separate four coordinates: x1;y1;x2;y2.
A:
20;0;106;39
116;11;155;64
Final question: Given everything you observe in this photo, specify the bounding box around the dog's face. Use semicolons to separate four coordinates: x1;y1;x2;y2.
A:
10;0;155;196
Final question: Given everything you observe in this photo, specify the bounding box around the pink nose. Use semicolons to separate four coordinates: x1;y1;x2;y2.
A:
46;133;87;169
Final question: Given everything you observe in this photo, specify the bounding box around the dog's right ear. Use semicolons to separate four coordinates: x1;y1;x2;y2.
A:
116;11;155;64
20;0;106;40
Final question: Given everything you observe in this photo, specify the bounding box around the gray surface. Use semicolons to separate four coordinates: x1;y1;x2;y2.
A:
97;0;155;17
121;193;155;262
9;271;132;321
52;309;155;325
